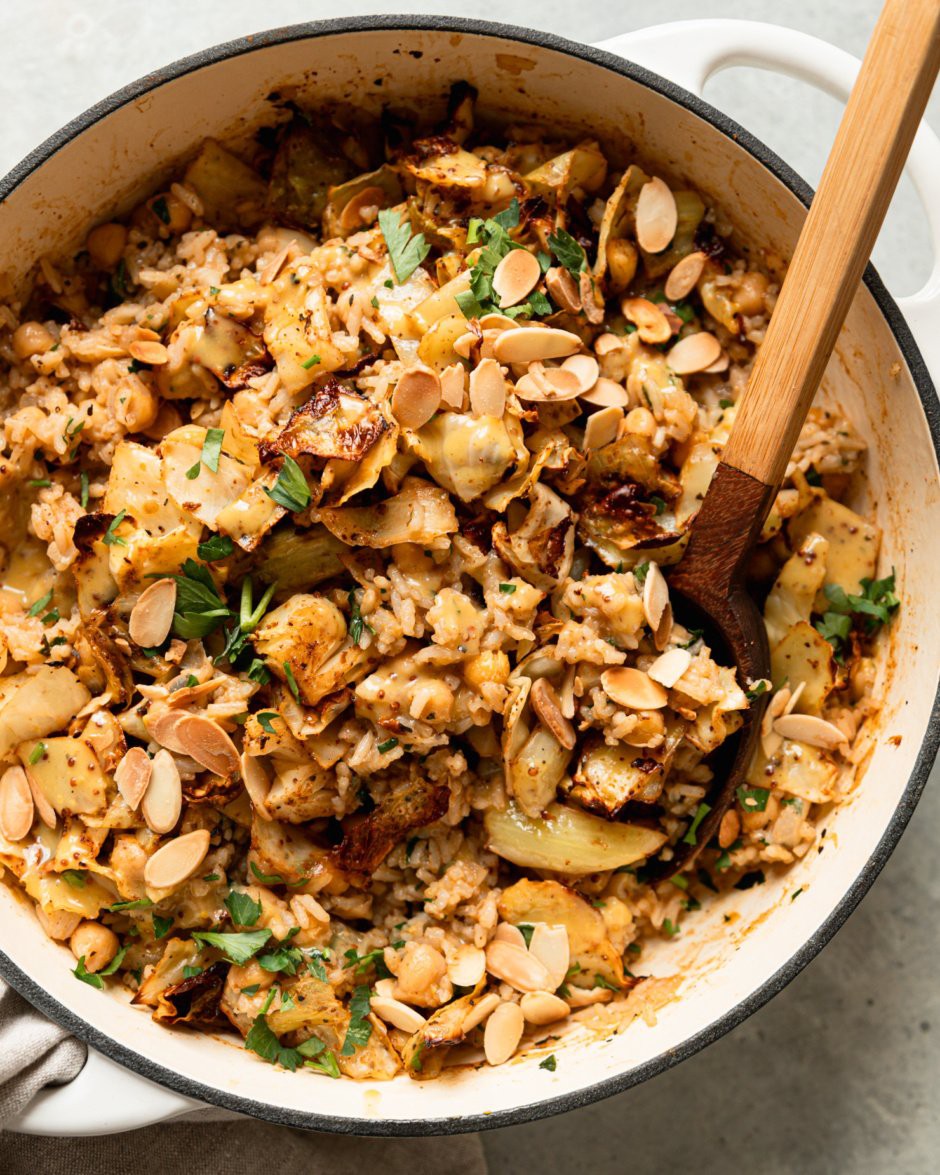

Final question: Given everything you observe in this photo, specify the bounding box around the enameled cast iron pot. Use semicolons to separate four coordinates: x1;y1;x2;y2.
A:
1;15;939;1138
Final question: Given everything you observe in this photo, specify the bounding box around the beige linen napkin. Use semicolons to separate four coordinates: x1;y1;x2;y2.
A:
0;978;487;1172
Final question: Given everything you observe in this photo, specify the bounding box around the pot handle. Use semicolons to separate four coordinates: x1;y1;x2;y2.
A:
7;1047;201;1136
594;19;940;381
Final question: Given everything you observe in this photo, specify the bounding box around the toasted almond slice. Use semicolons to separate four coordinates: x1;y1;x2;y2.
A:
338;185;386;233
493;922;527;949
654;602;674;652
493;249;541;309
635;176;678;253
762;687;791;738
583;405;622;451
374;978;396;999
484;1001;525;1066
520;991;570;1026
146;706;191;755
666;331;722;375
128;579;177;649
565;985;614;1008
530;678;576;750
704;350;730;374
439;363;467;409
561;353;599;393
469;357;507;417
448;944;487;988
580;377;629;409
174;714;239;776
462;991;501;1033
648;647;692;689
601;666;669;711
664;251;708;301
391;366;442;430
165;677;225;709
773;713;848;751
493;326;582;364
579;271;605;324
528;924;570;990
128;340;169;366
0;766;34;841
719;808;741;849
621;297;671;345
642;562;670;631
544;266;581;313
144;828;211;891
141;748;182;834
370;995;428;1034
114;747;152;811
593;332;623;357
479;313;517;332
485;939;551;992
453;331;477;360
240;750;273;821
24;764;56;830
514;363;583;403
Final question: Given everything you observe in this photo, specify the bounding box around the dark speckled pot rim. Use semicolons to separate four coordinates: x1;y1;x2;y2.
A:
1;14;938;1138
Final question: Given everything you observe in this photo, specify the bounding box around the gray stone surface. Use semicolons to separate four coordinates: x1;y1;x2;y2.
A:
1;2;936;1171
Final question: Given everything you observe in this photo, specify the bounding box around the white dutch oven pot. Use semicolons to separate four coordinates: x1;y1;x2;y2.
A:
2;17;939;1137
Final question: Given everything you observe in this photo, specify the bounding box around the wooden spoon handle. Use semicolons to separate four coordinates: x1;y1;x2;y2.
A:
721;0;940;488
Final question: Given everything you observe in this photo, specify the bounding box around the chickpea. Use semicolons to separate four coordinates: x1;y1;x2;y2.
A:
464;650;510;690
395;942;448;1004
11;321;54;360
718;807;741;849
733;270;769;316
624;406;656;437
409;678;455;722
116;380;159;433
85;222;127;270
605;237;638;294
69;920;120;973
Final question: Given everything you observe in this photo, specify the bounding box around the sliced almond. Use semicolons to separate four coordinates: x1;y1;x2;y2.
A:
454;331;477;360
666;331;722;375
114;747;152;810
621;297;671;345
24;764;55;830
664;251;707;302
579;271;605;324
483;1001;525;1066
583;405;622;451
773;713;848;751
493;326;582;364
493;922;527;949
439;363;467;409
601;666;669;711
580;377;629;409
469;357;507;417
128;579;177;649
514;362;582;403
391;366;441;430
635;177;678;253
561;353;599;394
528;924;570;990
448;944;487;988
529;678;576;750
492;249;541;309
146;706;191;755
173;714;239;776
648;648;692;689
704;350;730;374
0;766;34;841
370;995;428;1034
520;991;570;1026
593;333;623;358
462;991;501;1033
128;340;169;366
642;562;670;630
240;750;273;820
485;939;551;992
544;266;581;313
144;828;211;891
141;748;182;834
479;313;517;332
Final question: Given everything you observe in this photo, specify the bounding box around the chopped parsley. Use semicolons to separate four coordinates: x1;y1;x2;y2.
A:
736;786;770;812
103;510;127;546
347;588;374;646
27;590;53;618
182;965;204;979
498;583;517;594
308;949;330;982
682;802;711;846
649;495;667;515
200;427;225;474
633;561;650;587
265;454;310;513
301;354;321;370
109;897;153;912
257;941;306;976
61;869;86;888
256;712;279;735
377;737;399;754
28;478;51;488
814;571;899;661
457;200;549;320
191;928;272;964
72;945;128;990
167;559;232;640
197;534;234;562
377;207;430;284
80;471;89;509
245;1001;307;1071
282;662;301;703
662;919;680;938
517;923;536;948
28;742;46;765
225;890;262;927
340;984;373;1056
152;914;173;940
593;973;622;991
745;680;770;702
547;227;588;276
302;1039;341;1078
250;861;284;885
539;1054;557;1071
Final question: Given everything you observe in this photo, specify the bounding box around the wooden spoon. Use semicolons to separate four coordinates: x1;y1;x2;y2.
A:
660;0;940;874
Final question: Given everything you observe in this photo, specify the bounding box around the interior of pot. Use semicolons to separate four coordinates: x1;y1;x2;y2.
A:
1;22;938;1131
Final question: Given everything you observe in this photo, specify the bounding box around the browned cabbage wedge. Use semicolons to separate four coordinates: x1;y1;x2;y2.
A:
267;119;355;228
0;667;90;760
19;736;109;817
335;779;450;877
402;982;487;1080
484;801;666;874
763;533;829;648
255;524;348;591
569;739;667;817
323;165;403;239
770;621;839;714
788;495;880;600
183;139;266;227
492;483;575;590
318;478;457;549
250;594;347;704
524;141;607;200
259;380;389;464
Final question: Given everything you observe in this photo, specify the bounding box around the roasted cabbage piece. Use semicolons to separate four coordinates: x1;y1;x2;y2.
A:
267;118;356;228
335;779;450;876
259;380;390;464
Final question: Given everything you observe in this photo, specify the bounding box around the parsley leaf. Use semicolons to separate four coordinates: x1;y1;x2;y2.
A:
340;984;373;1056
192;928;272;964
245;1012;305;1071
103;510;127;547
814;570;899;659
343;946;395;979
682;802;711;847
377;737;399;754
256;712;279;735
264;455;310;513
517;923;536;948
197;534;234;562
225;890;262;927
547;227;588;276
167;559;232;640
736;785;770;812
282;662;301;703
257;942;306;976
27;590;53;618
182;965;204;979
498;583;516;594
152;914;174;940
200;428;225;474
73;945;128;989
593;973;621;992
539;1054;557;1071
308;950;330;982
109;897;153;912
377;208;430;283
250;861;285;885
